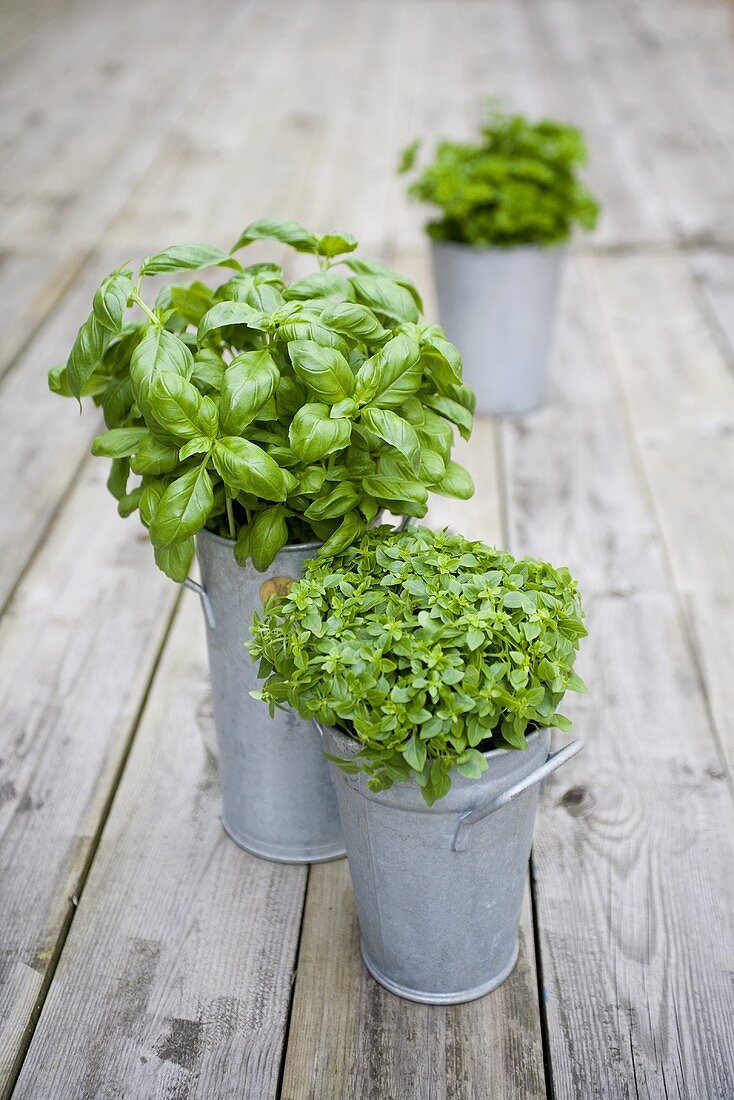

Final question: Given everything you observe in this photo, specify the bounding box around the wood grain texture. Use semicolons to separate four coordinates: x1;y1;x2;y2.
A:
586;249;734;776
0;462;176;1096
12;594;307;1100
500;254;734;1097
281;862;545;1100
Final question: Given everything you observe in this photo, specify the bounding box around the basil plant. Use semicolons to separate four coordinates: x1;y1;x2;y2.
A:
48;219;475;580
400;109;600;248
250;525;587;806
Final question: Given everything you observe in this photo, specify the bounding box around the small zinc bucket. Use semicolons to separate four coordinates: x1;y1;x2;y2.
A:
431;240;566;416
321;723;583;1004
184;530;345;864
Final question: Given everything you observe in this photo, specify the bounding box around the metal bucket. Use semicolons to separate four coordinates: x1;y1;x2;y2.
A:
431;240;566;416
184;530;345;864
321;722;583;1003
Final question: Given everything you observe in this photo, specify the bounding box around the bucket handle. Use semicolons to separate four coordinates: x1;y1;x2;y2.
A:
183;577;216;630
451;739;584;852
182;515;410;632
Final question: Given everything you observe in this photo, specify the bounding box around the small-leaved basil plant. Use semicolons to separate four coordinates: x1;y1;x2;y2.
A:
399;108;600;248
249;525;587;805
49;219;475;581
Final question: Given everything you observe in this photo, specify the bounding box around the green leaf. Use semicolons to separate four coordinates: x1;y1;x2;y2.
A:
169;283;215;326
140;243;240;275
402;734;427;771
148;463;213;548
106;458;129;501
341;257;424;311
191;349;226;392
249;506;290;571
354;331;422;407
289;403;352;463
197;300;270;343
148;371;218;440
304;482;361;521
219;349;279;434
154;537;195;583
456;749;488;779
284;272;352;301
317;232;359;257
129;327;193;418
130;435;181;475
425;394;473;440
361;476;428;505
350;274;420;324
398;139;420;174
179;436;212;461
317;511;365;556
118;486;143;518
288;340;355;403
360;407;421;474
434;459;475;500
231;218;319;254
212;437;287;501
317;301;390;343
66;314;110;399
92;271;133;333
91;427;148;458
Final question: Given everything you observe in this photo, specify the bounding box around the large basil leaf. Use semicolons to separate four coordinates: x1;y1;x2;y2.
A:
154;537;195;582
212;437;287;501
106;458;129;501
361;475;428;505
284;272;352;301
249;506;289;571
66;313;110;399
424;394;473;440
433;459;475;500
304;482;361;521
148;372;218;440
341;257;423;310
197;300;271;342
231;218;319;254
91;427;148;458
101;375;134;428
289;403;352;462
140;243;240;275
289;340;355;403
318;511;365;556
354;331;421;407
169;283;215;326
317;301;390;344
360;407;420;473
129;328;193;418
130;435;181;475
219;349;279;434
191;349;226;392
92;271;133;334
148;463;214;548
317;232;358;257
350;275;420;324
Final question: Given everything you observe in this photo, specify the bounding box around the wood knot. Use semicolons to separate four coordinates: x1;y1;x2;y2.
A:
560;785;594;816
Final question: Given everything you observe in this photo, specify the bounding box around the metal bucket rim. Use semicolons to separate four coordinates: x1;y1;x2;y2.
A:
197;527;323;553
320;720;544;765
431;238;568;257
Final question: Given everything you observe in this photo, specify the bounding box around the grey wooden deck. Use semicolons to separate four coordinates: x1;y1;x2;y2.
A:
1;0;733;1096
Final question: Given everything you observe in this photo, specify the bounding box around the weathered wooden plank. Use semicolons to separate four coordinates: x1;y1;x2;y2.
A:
688;247;734;370
0;461;176;1097
1;0;243;253
0;254;116;611
281;862;545;1100
12;594;307;1100
586;249;734;776
0;249;83;381
500;255;734;1097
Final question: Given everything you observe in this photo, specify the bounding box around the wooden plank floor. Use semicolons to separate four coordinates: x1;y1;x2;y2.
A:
1;1;733;1097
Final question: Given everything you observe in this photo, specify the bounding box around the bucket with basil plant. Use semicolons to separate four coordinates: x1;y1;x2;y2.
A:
49;219;476;864
250;525;585;1002
400;109;600;416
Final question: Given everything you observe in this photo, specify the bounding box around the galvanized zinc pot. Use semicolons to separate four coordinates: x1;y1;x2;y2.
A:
431;240;566;416
320;723;583;1004
184;529;345;864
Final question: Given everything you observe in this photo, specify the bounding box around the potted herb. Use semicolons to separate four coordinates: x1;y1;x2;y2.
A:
49;219;475;864
250;524;586;1002
400;110;600;415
